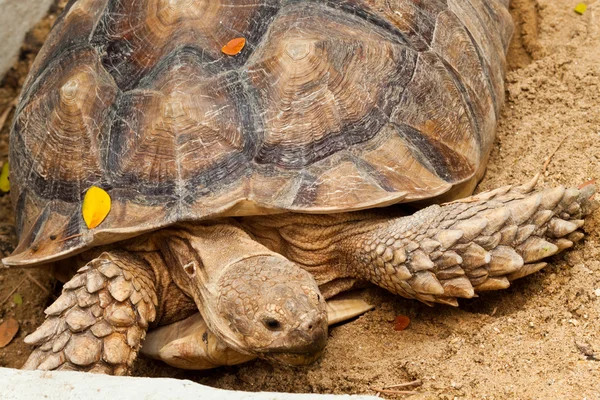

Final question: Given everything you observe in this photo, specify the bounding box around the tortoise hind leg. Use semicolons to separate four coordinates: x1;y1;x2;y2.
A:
22;251;157;375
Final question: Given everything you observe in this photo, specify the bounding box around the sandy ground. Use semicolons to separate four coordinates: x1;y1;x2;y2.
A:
1;0;599;398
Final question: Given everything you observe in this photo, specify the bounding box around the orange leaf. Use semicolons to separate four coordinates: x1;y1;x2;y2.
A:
222;37;246;56
0;317;19;348
393;315;411;331
578;179;596;190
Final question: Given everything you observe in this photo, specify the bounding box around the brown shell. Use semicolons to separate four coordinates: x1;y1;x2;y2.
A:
6;0;513;266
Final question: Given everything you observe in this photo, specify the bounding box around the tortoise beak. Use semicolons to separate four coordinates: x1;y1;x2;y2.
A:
258;309;328;365
284;315;328;353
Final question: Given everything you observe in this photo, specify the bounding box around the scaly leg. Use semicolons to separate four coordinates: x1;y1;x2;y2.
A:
22;251;157;374
245;183;598;306
342;183;598;305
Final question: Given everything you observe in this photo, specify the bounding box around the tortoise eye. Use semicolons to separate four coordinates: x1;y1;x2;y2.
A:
262;317;282;331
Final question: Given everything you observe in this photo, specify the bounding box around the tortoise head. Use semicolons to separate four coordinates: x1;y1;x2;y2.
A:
161;229;328;366
215;255;328;365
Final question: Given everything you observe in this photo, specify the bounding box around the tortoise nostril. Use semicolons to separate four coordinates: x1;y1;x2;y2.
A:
300;312;324;334
263;317;283;331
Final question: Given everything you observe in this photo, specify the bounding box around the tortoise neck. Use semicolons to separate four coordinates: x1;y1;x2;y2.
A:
240;213;387;283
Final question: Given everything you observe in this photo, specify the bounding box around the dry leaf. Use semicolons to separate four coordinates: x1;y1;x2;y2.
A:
0;318;19;348
12;293;22;306
82;186;111;229
222;37;246;56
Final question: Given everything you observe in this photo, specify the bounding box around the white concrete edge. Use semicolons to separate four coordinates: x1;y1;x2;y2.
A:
0;367;379;400
0;0;54;78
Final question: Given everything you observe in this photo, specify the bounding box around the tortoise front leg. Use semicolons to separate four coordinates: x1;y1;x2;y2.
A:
22;251;157;375
247;183;598;306
339;183;598;305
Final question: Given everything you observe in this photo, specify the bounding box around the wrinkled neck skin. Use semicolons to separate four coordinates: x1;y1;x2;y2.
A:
239;212;392;285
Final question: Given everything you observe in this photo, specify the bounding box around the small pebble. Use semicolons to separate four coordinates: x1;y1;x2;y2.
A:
594;288;600;297
575;340;594;357
393;315;410;331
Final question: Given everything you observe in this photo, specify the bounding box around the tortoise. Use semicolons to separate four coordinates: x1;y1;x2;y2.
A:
4;0;598;375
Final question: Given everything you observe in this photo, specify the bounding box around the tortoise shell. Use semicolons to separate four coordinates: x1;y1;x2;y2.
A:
6;0;513;266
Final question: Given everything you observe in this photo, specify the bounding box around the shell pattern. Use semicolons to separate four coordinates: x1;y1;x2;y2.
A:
7;0;513;265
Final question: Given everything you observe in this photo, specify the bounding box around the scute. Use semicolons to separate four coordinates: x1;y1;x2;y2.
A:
6;0;513;266
91;0;282;90
12;47;116;203
107;50;254;198
19;0;110;99
247;3;418;169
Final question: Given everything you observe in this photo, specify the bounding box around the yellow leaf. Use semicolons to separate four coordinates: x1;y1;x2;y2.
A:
82;186;111;229
0;162;10;192
574;3;587;14
12;293;22;306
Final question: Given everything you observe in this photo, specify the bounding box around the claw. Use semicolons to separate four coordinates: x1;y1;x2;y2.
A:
489;246;524;276
548;218;579;238
410;271;444;295
21;350;46;370
474;277;510;291
441;276;474;298
567;231;585;243
519;237;558;263
554;238;573;252
508;262;548;281
24;318;60;345
38;353;65;371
